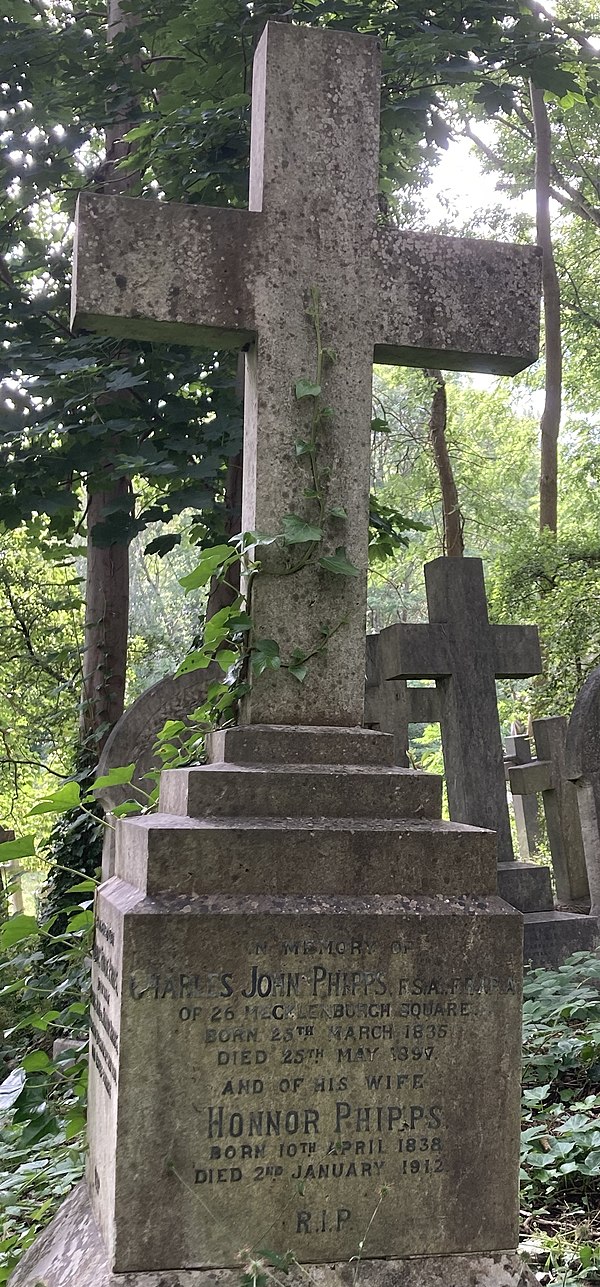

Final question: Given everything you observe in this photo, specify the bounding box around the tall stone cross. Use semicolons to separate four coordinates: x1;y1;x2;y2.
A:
378;558;542;861
72;21;540;727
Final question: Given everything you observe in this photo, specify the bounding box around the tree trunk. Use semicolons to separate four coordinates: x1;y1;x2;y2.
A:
426;369;464;557
80;0;138;751
530;81;562;535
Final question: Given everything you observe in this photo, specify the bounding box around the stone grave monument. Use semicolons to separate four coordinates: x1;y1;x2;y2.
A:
509;717;590;911
504;734;539;862
566;668;600;920
375;559;595;966
364;635;440;766
12;20;541;1287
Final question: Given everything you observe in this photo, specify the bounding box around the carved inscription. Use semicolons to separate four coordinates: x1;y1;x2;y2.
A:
127;932;516;1234
90;915;120;1098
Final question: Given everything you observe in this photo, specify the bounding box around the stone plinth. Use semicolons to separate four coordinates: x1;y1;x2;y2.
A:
10;1185;538;1287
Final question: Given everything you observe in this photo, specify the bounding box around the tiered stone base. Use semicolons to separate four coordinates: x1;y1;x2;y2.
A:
10;1184;538;1287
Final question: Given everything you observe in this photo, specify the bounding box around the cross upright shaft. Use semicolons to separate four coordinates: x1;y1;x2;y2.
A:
72;22;541;727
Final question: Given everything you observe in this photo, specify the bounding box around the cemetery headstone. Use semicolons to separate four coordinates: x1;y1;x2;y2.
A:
509;717;590;909
12;20;541;1287
504;734;539;861
0;827;23;916
95;667;218;880
364;635;440;766
377;557;542;862
566;669;600;919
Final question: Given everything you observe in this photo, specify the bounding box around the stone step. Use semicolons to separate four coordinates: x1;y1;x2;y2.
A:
117;812;496;899
206;724;395;766
159;762;442;821
523;910;599;969
497;861;554;913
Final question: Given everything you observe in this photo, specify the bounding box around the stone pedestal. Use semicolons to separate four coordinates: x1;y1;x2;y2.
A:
11;726;530;1286
9;1184;538;1287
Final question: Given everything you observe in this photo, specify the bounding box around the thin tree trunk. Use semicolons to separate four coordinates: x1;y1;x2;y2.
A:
81;0;137;751
426;369;464;557
530;81;562;535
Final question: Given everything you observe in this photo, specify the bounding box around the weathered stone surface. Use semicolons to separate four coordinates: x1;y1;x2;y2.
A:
523;910;598;968
509;717;589;908
379;559;542;863
87;880;521;1271
159;763;442;821
364;637;440;766
497;862;553;914
9;1184;539;1287
565;672;600;918
116;814;498;899
207;725;395;767
504;735;539;861
72;22;541;729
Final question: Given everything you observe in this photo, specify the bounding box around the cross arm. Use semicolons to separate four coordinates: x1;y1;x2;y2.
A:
492;625;542;678
371;230;541;375
509;760;552;796
71;192;260;347
378;623;450;681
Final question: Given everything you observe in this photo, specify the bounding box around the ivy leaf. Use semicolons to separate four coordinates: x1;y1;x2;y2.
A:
29;782;81;816
288;662;308;682
66;910;95;933
216;649;239;673
0;914;39;950
112;800;144;818
295;379;321;399
328;505;347;519
318;547;360;576
93;764;135;791
252;639;281;675
282;514;323;545
179;545;236;591
176;650;214;675
0;834;36;862
22;1051;51;1073
371;416;390;433
295;440;315;457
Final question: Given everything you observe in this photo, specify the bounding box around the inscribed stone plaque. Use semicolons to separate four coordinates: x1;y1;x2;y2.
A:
89;885;521;1271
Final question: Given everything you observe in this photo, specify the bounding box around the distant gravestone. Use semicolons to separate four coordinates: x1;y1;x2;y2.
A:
364;635;440;766
378;557;542;862
96;668;217;880
504;734;539;861
566;671;600;919
0;827;23;917
13;20;541;1287
509;716;589;909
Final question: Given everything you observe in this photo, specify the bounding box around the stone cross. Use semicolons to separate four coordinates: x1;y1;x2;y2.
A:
364;634;440;765
566;669;600;918
72;21;540;729
0;826;23;917
378;558;542;861
504;734;539;860
509;716;589;908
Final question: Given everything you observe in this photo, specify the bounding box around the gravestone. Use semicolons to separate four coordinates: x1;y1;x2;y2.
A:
509;717;589;909
566;669;600;920
364;635;440;766
377;558;542;864
12;21;540;1287
0;827;24;916
96;667;218;880
504;735;539;861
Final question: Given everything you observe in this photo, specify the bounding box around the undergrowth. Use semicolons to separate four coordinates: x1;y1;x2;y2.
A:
1;941;599;1284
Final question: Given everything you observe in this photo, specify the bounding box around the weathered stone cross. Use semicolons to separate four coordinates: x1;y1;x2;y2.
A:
72;21;540;727
509;716;589;906
378;558;542;861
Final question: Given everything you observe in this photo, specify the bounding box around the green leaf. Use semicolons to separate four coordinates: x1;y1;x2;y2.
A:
65;1114;86;1140
0;834;36;862
288;663;308;682
216;649;239;673
371;416;390;433
295;439;315;457
29;782;81;816
328;506;347;519
112;801;144;818
22;1051;50;1073
0;914;39;950
179;545;236;592
318;547;360;577
252;639;281;676
282;514;323;545
93;764;135;791
66;910;95;933
295;379;321;399
176;650;214;675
